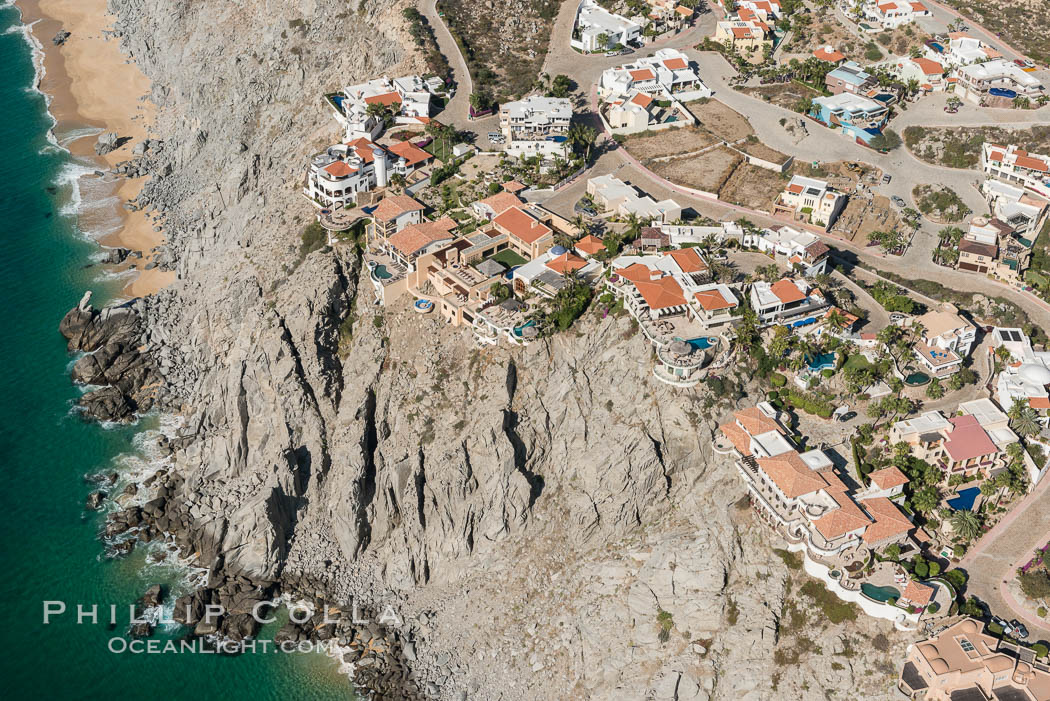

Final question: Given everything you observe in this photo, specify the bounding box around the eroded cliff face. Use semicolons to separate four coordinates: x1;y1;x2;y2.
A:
103;0;909;697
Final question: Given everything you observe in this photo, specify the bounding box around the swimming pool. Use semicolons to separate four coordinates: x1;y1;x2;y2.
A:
904;371;930;386
373;264;392;280
808;352;836;372
861;583;900;603
948;487;979;511
686;337;715;350
513;319;536;337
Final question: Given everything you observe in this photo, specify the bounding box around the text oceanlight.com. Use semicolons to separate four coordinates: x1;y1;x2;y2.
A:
106;638;340;655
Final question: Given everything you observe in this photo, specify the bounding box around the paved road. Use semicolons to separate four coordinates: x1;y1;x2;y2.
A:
421;0;472;127
960;472;1050;639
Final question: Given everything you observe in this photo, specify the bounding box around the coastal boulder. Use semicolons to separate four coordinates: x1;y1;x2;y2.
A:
94;132;120;156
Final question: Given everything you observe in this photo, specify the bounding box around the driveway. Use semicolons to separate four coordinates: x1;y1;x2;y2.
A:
421;0;472;129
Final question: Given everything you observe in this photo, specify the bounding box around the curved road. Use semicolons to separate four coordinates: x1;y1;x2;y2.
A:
421;0;472;127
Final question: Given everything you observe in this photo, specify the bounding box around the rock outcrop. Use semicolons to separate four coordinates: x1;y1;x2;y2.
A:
58;0;914;697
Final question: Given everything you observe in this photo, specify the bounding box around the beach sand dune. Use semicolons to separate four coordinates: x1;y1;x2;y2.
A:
20;0;173;296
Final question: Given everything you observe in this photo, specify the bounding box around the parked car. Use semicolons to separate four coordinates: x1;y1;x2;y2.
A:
882;174;891;184
992;616;1009;631
838;411;857;423
605;50;618;57
892;196;906;207
1010;620;1029;640
1023;58;1036;68
1014;59;1029;68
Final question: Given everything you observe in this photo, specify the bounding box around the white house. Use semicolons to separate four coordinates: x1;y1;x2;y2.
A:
749;278;829;326
499;96;573;159
332;75;439;140
894;57;946;92
989;328;1050;417
929;33;1001;68
983;180;1048;238
598;48;711;101
863;1;930;29
512;245;602;298
572;0;642;53
982;143;1050;201
303;138;433;208
587;174;682;223
771;175;848;230
912;304;976;378
955;59;1044;104
744;225;831;277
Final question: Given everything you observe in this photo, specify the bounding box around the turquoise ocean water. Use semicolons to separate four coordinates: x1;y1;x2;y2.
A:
0;5;353;697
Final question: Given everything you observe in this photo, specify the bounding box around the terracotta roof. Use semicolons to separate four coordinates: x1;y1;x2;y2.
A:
757;450;829;499
804;240;830;259
860;497;914;545
719;421;753;456
913;57;943;75
387;218;458;257
372;194;424;222
666;247;709;274
364;91;402;106
633;275;687;310
910;1;928;12
814;47;845;63
1015;155;1049;173
675;6;693;15
694;288;735;311
814;490;872;540
943;414;998;462
869;466;909;491
630;92;654;108
617;262;661;284
323;161;356;177
476;191;523;215
734;407;782;437
1030;397;1050;410
575;234;606;255
503;180;526;193
900;580;935;607
629;69;656;82
988;150;1006;162
787;183;804;194
387;140;432;167
958;239;997;258
731;26;752;39
346;137;380;164
545;251;587;274
770;279;806;304
493;206;552;245
663;57;688;70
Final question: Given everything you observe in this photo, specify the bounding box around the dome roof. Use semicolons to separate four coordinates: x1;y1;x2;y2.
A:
1019;363;1050;386
549;245;568;256
919;642;940;659
929;658;949;675
957;619;979;636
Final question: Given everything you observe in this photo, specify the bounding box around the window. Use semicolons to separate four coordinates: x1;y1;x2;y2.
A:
958;638;975;653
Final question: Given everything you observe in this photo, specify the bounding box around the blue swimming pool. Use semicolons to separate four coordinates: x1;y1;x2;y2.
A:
513;319;536;337
686;337;715;350
808;352;836;372
948;487;979;511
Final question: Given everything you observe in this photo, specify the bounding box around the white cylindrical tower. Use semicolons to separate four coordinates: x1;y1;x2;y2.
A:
372;146;388;188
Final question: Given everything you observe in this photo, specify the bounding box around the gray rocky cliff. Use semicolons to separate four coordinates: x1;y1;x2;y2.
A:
95;0;912;697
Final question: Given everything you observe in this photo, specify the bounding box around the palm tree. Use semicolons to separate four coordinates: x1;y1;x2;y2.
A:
1011;407;1041;438
949;510;981;541
912;486;941;515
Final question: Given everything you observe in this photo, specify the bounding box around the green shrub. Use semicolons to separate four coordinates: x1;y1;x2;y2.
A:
1033;643;1049;658
799;580;858;623
773;548;803;570
770;372;787;388
821;368;834;378
781;388;834;418
988;621;1004;635
1038;606;1047;618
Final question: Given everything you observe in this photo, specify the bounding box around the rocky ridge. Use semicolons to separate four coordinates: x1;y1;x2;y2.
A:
60;0;913;697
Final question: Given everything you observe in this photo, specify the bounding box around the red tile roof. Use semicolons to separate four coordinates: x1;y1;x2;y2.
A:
1015;155;1049;173
545;252;587;274
663;57;688;70
476;191;523;215
372;194;423;222
694;288;735;311
630;92;654;108
666;247;709;274
814;47;845;63
575;234;606;255
633;275;686;310
860;497;914;545
900;580;935;606
734;407;782;437
943;414;998;462
324;161;356;177
387;140;432;167
364;91;402;106
770;279;806;304
629;69;656;82
1029;397;1050;410
387;218;457;257
913;57;943;75
503;180;526;193
758;451;829;499
494;206;552;245
869;466;909;491
719;421;753;455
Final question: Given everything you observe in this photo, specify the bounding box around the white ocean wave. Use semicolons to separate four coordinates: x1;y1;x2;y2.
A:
6;10;59;145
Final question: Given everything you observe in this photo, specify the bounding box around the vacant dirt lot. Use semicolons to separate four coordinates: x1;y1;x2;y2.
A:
831;194;902;246
737;137;791;166
904;125;1050;169
781;9;930;64
914;184;972;224
622;126;720;162
944;0;1050;65
687;99;754;142
720;163;789;210
739;82;823;112
650;146;743;194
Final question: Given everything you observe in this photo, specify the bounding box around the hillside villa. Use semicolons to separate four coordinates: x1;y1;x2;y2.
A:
911;304;976;378
586;174;683;223
893;57;946;93
810;93;889;145
602;89;697;134
862;0;930;29
713;18;773;62
989;327;1050;423
982;143;1050;202
955;59;1045;105
825;61;878;96
771;175;848;230
744;224;831;276
749;277;829;326
898;617;1050;700
329;75;441;140
598;48;712;101
303;138;433;208
499;96;573;159
572;0;642;53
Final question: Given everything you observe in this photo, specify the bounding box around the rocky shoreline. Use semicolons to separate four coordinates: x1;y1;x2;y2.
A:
54;1;915;699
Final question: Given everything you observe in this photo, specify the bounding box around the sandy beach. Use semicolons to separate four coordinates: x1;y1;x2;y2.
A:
18;0;174;296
